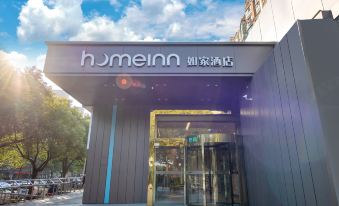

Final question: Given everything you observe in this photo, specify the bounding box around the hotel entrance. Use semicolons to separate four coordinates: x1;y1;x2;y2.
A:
44;31;339;205
150;111;245;206
44;42;277;205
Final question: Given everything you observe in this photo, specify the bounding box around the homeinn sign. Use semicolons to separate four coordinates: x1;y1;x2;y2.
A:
44;20;339;206
81;50;234;68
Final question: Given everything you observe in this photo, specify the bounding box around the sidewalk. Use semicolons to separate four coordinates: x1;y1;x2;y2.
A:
11;191;146;206
12;190;84;205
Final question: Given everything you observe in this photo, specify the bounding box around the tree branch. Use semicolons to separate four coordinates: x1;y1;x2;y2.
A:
37;150;50;171
15;143;28;160
0;139;23;148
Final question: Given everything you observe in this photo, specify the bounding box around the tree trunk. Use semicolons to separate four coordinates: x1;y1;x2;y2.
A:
61;158;68;177
31;167;39;179
61;158;73;177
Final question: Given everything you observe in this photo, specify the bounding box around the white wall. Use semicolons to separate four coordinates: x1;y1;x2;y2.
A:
246;0;339;41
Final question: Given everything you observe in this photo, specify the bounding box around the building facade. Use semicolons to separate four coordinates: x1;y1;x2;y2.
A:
44;19;339;206
231;0;339;41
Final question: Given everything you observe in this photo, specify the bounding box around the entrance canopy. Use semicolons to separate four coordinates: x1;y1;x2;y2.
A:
44;42;274;108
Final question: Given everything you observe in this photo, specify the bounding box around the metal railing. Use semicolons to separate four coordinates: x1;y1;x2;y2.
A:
0;177;83;205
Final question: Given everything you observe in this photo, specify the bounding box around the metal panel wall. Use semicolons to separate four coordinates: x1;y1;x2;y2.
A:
109;106;150;204
83;105;113;203
297;19;339;204
83;105;150;204
240;21;338;206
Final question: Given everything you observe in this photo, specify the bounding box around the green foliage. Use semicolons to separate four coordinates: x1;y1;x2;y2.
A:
0;56;89;178
44;97;89;177
0;144;26;169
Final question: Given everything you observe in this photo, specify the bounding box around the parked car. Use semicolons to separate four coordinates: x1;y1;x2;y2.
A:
6;180;22;187
0;181;13;204
31;180;49;198
0;177;82;204
0;181;11;189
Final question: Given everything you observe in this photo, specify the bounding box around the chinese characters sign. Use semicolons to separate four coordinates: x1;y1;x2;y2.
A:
187;56;234;67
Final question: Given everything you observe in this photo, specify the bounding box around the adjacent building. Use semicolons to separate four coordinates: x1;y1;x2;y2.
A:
231;0;339;41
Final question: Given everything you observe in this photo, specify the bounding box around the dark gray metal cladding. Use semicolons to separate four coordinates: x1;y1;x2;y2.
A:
241;20;339;206
83;105;113;204
83;105;150;204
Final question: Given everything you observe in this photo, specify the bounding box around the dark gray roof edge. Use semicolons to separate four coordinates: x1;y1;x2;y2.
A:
45;41;276;46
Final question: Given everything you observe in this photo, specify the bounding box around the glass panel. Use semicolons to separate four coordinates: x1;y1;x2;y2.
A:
157;121;236;139
232;174;241;204
204;144;229;172
186;146;202;172
156;147;184;172
205;174;232;205
204;143;233;205
186;174;204;206
155;174;184;204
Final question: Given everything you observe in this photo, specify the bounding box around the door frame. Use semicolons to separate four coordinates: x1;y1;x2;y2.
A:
147;110;239;206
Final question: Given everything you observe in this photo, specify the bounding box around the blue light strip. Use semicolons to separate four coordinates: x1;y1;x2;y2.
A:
104;105;117;204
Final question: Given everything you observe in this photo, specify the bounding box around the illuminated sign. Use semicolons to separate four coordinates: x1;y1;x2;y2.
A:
45;43;274;75
187;135;199;144
81;50;234;68
81;51;180;67
187;56;234;67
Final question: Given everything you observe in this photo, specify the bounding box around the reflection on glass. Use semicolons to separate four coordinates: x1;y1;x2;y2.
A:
186;146;202;172
155;174;184;204
153;117;242;206
204;143;234;205
186;175;204;205
155;147;184;172
186;143;237;205
204;144;230;172
205;174;231;205
157;121;236;139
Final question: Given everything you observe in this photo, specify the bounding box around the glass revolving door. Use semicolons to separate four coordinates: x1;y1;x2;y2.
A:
153;115;245;206
185;134;237;206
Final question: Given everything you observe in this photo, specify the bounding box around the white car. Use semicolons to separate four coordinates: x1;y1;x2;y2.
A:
0;181;11;189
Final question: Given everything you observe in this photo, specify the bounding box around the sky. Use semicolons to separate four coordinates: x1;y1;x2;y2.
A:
0;0;244;68
0;0;244;107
